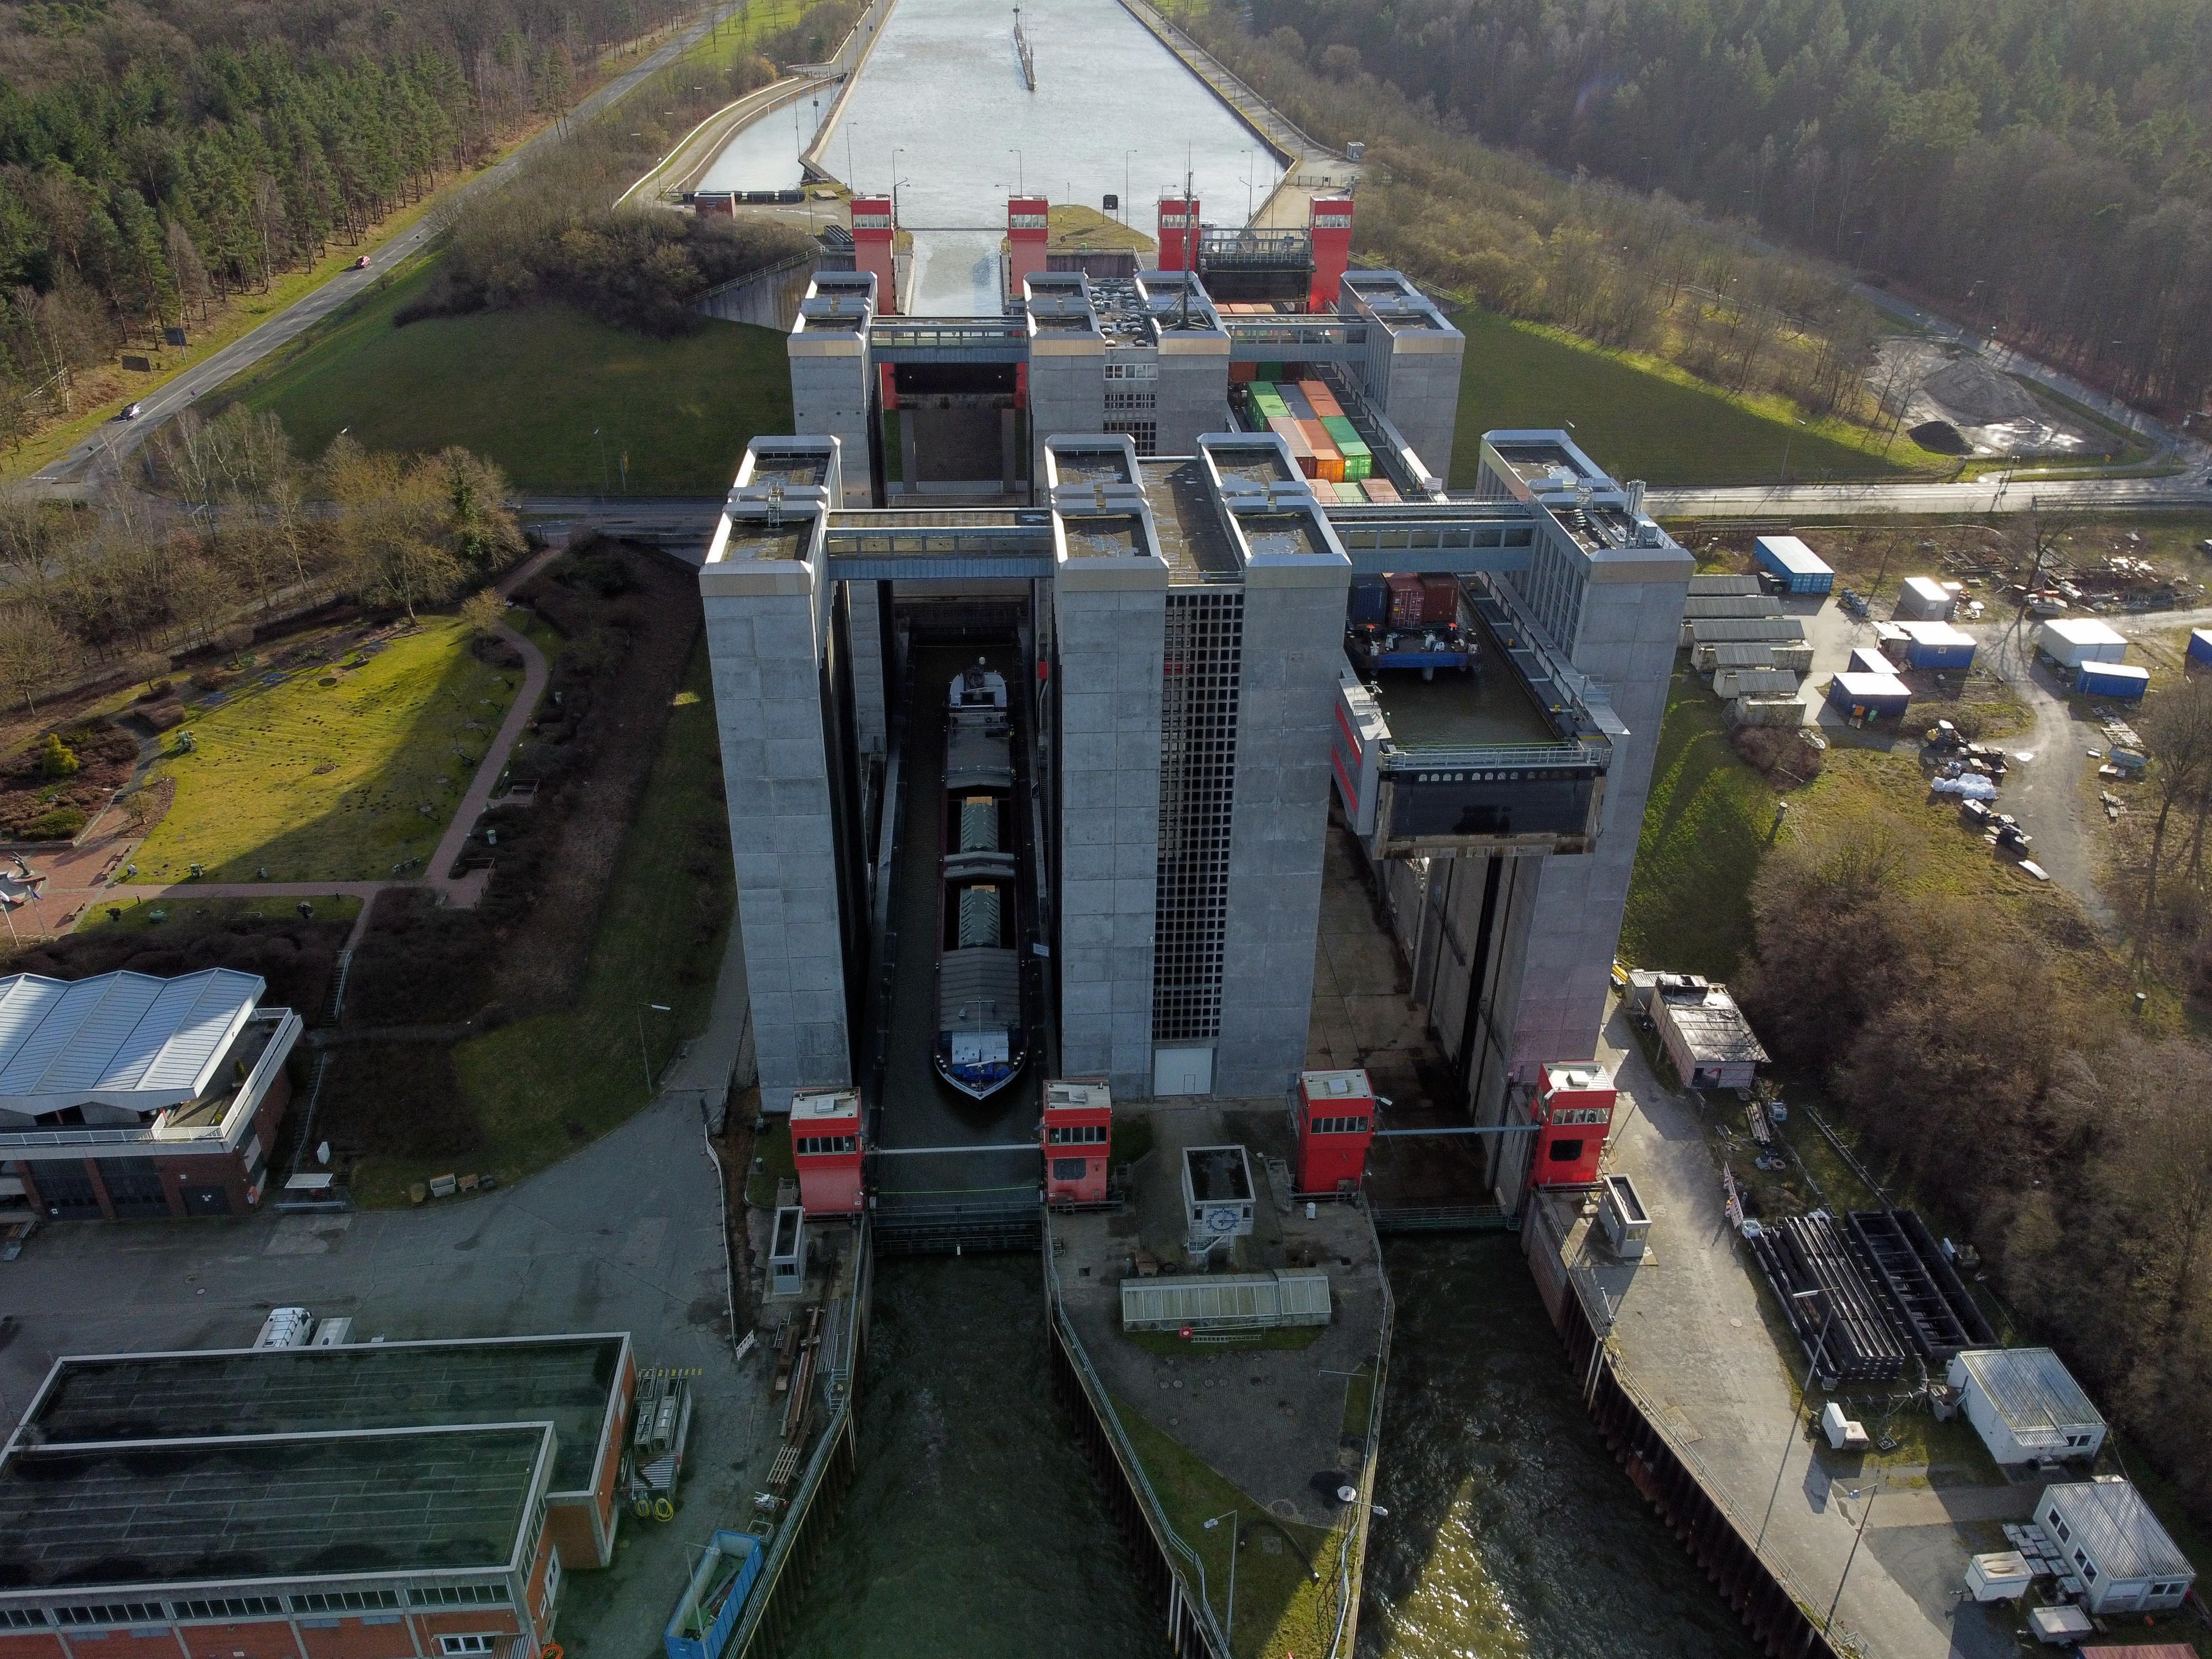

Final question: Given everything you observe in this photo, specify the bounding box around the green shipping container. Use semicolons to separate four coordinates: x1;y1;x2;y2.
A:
1320;415;1360;444
1258;362;1284;379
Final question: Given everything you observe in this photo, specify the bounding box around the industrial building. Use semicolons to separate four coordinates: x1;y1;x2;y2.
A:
0;968;301;1222
704;208;1689;1221
0;1335;637;1659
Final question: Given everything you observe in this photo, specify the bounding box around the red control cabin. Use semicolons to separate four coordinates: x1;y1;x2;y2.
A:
1156;195;1199;272
1529;1062;1617;1189
851;195;896;314
791;1086;864;1214
1295;1068;1377;1196
1307;195;1354;311
1041;1079;1113;1206
1007;195;1051;298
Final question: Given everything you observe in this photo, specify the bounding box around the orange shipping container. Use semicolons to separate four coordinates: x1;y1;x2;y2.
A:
1300;420;1345;482
1300;380;1344;419
1229;361;1258;383
1361;478;1401;504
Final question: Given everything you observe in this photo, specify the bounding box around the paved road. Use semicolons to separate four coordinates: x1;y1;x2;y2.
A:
28;4;747;488
1650;474;2212;519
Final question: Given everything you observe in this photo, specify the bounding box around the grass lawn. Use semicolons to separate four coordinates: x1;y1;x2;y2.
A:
77;895;363;932
222;259;794;494
129;620;520;883
1447;310;1922;489
357;641;733;1204
1618;669;1780;977
1112;1396;1343;1659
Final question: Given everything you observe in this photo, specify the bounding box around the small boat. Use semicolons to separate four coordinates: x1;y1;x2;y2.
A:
935;661;1027;1100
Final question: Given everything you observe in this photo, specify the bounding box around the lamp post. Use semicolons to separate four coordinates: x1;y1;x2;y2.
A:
1009;148;1024;194
1124;149;1135;226
639;1003;672;1097
1757;1287;1837;1552
1202;1511;1237;1642
1825;1474;1880;1634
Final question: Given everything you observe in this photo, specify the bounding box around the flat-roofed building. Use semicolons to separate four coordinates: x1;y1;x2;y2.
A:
1948;1346;2107;1465
2035;1479;2195;1615
0;968;301;1223
0;1334;637;1659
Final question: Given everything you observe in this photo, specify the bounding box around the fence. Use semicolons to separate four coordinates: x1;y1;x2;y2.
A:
726;1219;873;1659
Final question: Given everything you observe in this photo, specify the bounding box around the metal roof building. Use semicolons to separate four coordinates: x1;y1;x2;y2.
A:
2036;1479;2195;1614
1653;983;1770;1091
0;969;266;1117
1947;1346;2107;1464
1121;1270;1332;1332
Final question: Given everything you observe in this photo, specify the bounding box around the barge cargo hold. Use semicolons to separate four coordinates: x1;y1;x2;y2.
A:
935;661;1030;1100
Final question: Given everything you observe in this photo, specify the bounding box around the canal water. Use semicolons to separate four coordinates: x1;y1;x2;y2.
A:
694;91;816;192
706;0;1284;310
1360;1237;1767;1659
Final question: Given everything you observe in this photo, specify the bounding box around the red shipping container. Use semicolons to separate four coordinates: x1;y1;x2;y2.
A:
1269;416;1317;476
1421;575;1460;625
1385;573;1424;629
1300;419;1345;482
1228;360;1258;383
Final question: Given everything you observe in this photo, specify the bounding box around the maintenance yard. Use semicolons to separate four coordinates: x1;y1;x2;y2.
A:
0;1096;772;1659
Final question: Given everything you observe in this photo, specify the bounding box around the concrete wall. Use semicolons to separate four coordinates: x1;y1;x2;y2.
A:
695;252;821;330
846;578;886;755
1378;335;1464;486
1154;340;1229;456
789;344;874;507
1054;576;1167;1097
1029;343;1105;479
1215;566;1349;1096
703;574;853;1111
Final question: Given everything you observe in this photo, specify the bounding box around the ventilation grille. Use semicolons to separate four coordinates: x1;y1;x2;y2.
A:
1153;589;1243;1043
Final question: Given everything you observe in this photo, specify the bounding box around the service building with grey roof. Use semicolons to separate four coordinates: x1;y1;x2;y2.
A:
0;1335;637;1659
0;969;301;1224
2036;1479;2195;1615
1947;1345;2107;1465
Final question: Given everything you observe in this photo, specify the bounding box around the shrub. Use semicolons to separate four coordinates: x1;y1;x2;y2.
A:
22;805;86;839
38;734;78;778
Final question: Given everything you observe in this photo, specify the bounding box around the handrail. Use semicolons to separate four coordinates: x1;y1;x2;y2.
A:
1317;1200;1393;1657
1378;740;1607;772
1042;1237;1231;1658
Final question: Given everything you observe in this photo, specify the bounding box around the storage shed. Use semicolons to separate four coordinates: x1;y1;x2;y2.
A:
1754;535;1835;594
1653;982;1770;1090
2034;1479;2195;1615
1893;620;1977;670
2078;661;2150;701
1714;666;1800;699
2189;628;2212;669
2037;617;2127;668
1947;1347;2106;1465
1896;577;1957;621
1688;574;1764;597
1827;671;1912;721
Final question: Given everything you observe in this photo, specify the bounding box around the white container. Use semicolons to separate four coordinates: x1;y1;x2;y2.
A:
1821;1401;1870;1450
1599;1173;1651;1258
310;1316;354;1347
253;1306;314;1349
1965;1551;2034;1601
2036;618;2127;667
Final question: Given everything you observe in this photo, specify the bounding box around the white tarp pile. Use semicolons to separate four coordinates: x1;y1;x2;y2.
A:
1931;774;1999;800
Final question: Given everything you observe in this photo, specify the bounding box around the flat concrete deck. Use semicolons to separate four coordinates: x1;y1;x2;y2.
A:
1051;1102;1386;1527
1561;1004;2027;1659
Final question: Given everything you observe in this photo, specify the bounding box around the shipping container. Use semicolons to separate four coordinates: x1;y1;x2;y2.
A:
1421;575;1460;625
1269;416;1317;476
2192;629;2212;669
1280;384;1316;421
2076;661;2150;701
1895;576;1955;620
1826;671;1911;720
1361;478;1401;504
1385;573;1425;629
1754;535;1835;594
1257;361;1284;380
1228;360;1257;383
1846;648;1892;677
1300;419;1345;482
1349;574;1388;625
1339;439;1373;481
1898;620;1975;670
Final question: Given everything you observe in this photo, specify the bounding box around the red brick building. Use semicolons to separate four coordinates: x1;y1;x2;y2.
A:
0;968;302;1222
0;1335;638;1659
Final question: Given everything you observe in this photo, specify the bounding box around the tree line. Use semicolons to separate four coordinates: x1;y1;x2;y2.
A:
0;0;705;445
1231;0;2212;416
0;404;525;714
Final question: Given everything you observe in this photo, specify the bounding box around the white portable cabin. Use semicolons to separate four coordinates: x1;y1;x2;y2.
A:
2035;1478;2195;1614
1947;1347;2106;1465
2036;618;2127;669
1895;577;1957;620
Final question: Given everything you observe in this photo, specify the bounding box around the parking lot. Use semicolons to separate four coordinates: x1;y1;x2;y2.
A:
0;1095;777;1659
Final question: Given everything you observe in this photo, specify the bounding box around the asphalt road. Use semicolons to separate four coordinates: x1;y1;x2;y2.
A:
1648;473;2212;519
29;3;747;488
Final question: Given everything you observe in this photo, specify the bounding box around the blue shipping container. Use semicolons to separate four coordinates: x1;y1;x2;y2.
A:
2189;628;2212;667
1349;575;1388;626
1905;638;1975;670
2077;662;2150;701
664;1531;763;1659
1754;535;1835;595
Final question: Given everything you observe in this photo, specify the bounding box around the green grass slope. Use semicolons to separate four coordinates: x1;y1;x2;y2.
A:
1448;310;1918;489
227;262;794;494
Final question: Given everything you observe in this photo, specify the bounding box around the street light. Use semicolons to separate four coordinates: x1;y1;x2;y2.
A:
1123;149;1135;226
1202;1511;1237;1642
1009;148;1024;194
1825;1474;1880;1633
1757;1287;1838;1552
639;1003;672;1097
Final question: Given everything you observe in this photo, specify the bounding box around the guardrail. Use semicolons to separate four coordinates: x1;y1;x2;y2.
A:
1378;740;1608;774
1041;1236;1231;1658
1313;1202;1392;1656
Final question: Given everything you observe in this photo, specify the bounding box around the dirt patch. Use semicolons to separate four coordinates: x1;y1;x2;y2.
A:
0;718;138;841
1872;338;2109;459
